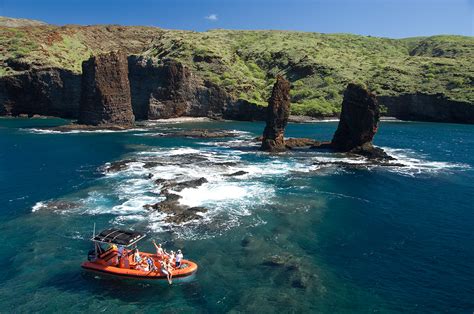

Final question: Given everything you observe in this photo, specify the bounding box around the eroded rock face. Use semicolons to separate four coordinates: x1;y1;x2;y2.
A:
379;93;474;124
329;83;392;160
129;57;239;120
261;75;291;152
78;51;135;126
0;68;81;118
332;83;379;151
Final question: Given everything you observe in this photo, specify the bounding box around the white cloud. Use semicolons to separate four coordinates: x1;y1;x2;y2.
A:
205;14;218;21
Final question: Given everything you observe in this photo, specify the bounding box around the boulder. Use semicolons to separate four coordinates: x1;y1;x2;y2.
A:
261;75;291;152
78;51;135;126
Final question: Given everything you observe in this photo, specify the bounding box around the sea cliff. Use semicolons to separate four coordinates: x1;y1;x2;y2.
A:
0;23;472;123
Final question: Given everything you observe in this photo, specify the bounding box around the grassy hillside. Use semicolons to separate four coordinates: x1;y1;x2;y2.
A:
0;25;472;116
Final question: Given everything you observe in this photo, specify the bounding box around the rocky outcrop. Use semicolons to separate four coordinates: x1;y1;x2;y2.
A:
332;83;379;151
78;51;135;126
261;75;291;152
327;83;391;159
379;93;474;124
0;68;81;118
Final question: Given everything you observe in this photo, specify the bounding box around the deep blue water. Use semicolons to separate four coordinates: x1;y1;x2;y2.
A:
0;117;473;312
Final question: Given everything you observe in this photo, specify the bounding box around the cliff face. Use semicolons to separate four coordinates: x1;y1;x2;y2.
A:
0;55;265;122
128;56;261;121
78;51;135;126
261;75;291;152
379;94;474;124
0;25;472;123
0;68;80;118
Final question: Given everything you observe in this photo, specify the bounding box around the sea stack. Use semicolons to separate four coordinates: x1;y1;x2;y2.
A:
261;75;291;152
78;51;135;126
331;83;391;159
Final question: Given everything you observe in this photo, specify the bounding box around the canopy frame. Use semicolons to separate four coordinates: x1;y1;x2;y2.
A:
91;228;146;247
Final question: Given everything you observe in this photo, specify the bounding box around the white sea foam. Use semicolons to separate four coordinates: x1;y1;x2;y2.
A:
32;202;46;212
31;129;471;239
382;147;470;175
23;128;147;135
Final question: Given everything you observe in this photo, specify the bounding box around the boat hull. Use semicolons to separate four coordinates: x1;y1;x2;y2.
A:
81;251;198;280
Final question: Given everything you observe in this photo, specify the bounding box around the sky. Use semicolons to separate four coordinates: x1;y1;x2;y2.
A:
0;0;472;38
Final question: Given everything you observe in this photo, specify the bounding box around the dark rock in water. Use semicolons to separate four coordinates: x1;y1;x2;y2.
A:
156;129;237;138
51;123;131;132
146;173;153;179
157;177;208;192
165;207;208;224
330;83;392;160
261;253;318;290
224;170;248;177
144;191;208;224
332;83;379;151
143;161;160;169
154;178;167;185
285;138;320;149
78;51;135;126
104;159;135;172
348;142;393;160
261;75;291;152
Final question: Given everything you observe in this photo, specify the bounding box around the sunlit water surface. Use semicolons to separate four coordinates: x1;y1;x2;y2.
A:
0;117;473;312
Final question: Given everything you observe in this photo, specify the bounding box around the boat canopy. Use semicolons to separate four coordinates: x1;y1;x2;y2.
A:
92;228;146;247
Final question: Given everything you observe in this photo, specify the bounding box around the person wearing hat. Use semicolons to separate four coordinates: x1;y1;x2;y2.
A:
175;249;183;268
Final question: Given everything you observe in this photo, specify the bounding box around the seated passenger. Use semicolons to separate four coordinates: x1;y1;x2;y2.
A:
146;256;157;272
133;249;143;264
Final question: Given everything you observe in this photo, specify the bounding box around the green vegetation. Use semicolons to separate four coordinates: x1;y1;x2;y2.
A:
0;25;472;116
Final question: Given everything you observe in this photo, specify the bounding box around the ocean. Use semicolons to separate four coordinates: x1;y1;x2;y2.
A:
0;117;473;312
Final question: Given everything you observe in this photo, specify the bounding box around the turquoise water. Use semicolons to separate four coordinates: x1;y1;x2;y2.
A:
0;117;473;312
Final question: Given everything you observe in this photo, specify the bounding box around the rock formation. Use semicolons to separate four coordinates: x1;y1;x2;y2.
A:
0;68;81;118
261;75;291;152
128;56;264;121
78;51;135;126
379;93;474;124
330;83;391;159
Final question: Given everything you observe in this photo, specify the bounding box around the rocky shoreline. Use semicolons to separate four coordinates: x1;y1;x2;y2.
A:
1;48;472;125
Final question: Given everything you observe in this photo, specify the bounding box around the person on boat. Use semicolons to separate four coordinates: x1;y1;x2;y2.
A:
169;250;176;265
166;259;174;283
146;256;157;272
133;249;143;264
175;249;183;268
160;260;172;284
152;240;165;258
116;245;125;266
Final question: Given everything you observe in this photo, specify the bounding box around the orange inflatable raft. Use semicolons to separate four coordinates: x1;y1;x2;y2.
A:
81;228;198;280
